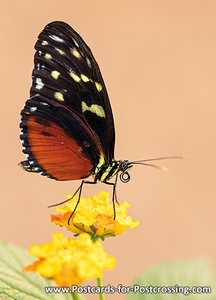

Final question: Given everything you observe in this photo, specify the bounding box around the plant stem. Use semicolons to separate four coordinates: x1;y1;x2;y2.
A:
72;291;79;300
97;277;105;300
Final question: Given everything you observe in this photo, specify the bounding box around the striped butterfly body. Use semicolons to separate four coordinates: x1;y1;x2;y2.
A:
20;21;134;220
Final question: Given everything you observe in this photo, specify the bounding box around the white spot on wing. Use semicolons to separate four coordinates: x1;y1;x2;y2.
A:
72;38;79;47
30;107;37;112
35;78;44;90
42;40;48;45
49;35;64;43
55;47;65;55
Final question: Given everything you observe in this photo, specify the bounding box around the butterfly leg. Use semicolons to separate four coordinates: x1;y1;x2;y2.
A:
48;184;83;208
67;179;96;225
115;189;119;205
103;173;119;219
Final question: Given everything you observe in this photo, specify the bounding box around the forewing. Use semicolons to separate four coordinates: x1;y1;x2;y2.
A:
30;21;115;162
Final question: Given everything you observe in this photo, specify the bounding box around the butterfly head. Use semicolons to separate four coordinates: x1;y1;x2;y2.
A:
119;160;133;183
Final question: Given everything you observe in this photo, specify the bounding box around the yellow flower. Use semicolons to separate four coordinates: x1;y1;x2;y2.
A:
25;232;116;286
51;191;139;240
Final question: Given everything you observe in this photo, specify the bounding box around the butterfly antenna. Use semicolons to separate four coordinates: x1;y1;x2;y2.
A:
131;162;168;172
130;156;184;172
130;156;184;164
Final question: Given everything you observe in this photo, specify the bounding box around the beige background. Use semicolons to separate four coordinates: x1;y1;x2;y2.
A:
1;0;216;298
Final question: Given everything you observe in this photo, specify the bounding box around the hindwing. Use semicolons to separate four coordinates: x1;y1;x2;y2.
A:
20;96;104;180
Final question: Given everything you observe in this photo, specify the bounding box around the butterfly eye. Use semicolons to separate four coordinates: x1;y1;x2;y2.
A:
120;172;130;183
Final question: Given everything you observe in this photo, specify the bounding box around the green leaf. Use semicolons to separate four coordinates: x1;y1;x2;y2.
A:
127;260;216;300
0;241;85;300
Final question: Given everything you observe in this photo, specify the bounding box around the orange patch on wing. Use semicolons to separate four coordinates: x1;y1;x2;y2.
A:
27;116;94;180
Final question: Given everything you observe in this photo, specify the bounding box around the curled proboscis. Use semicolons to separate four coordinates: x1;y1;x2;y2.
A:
120;172;130;183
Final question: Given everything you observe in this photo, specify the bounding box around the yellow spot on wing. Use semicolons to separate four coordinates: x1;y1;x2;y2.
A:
80;74;90;82
71;48;81;59
54;92;64;101
69;71;80;82
51;70;60;80
98;155;105;167
45;53;52;60
91;104;105;117
86;58;91;68
82;101;105;118
95;82;103;92
82;101;88;113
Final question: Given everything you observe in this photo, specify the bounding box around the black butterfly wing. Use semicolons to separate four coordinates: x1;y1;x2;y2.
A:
30;21;115;163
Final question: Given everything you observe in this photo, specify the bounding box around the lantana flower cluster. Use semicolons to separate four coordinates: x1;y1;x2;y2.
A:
51;191;139;240
25;232;116;286
25;191;139;290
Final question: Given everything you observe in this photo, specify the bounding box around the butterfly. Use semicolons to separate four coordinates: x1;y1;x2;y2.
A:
20;21;179;222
